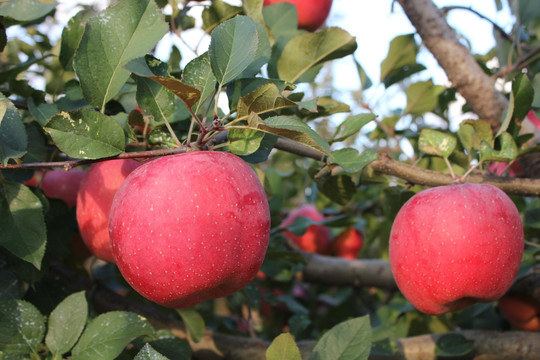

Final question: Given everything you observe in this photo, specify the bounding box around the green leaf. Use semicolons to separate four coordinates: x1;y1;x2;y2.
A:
134;344;170;360
277;27;357;83
480;132;519;163
354;60;373;90
0;95;27;166
0;55;52;84
310;316;371;360
0;0;56;21
226;78;294;113
45;291;88;357
240;133;278;164
71;311;155;360
419;129;457;158
0;182;46;269
27;97;59;126
201;0;243;32
228;127;265;156
60;10;92;71
458;120;493;152
531;73;540;108
380;34;419;82
176;308;205;343
383;63;426;88
44;109;126;159
404;80;446;116
435;334;474;358
73;0;168;110
0;300;45;355
242;0;264;25
209;16;259;85
262;2;298;40
266;333;301;360
316;174;356;206
331;148;378;173
237;83;298;119
183;53;218;113
511;73;534;121
331;113;376;143
241;22;271;78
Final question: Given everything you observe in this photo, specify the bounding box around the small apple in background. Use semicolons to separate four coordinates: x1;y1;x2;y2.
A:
330;227;363;260
76;159;142;263
280;204;331;254
263;0;333;32
109;151;270;308
389;183;524;315
25;168;86;208
498;294;540;331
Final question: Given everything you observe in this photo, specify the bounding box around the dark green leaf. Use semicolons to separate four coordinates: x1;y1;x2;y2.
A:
266;333;301;360
0;95;27;166
332;113;376;143
277;27;357;83
237;83;298;119
383;63;426;88
71;311;155;360
27;97;59;126
73;0;168;110
59;10;90;71
176;308;205;343
511;73;534;121
380;34;419;82
0;0;56;21
419;129;457;158
144;335;191;360
209;16;259;85
240;133;278;164
0;182;46;269
310;316;371;360
354;60;373;90
316;174;356;206
201;0;243;32
435;333;475;357
241;22;271;78
134;344;170;360
0;300;45;355
44;109;126;159
183;53;217;113
45;291;88;357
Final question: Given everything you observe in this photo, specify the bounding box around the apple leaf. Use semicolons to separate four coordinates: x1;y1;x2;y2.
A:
309;316;371;360
0;94;27;166
419;129;457;158
201;0;243;33
0;300;46;355
134;344;170;360
380;34;419;84
266;333;302;360
176;308;205;343
316;174;357;206
480;132;519;163
183;53;218;113
237;83;298;119
45;291;88;358
331;148;378;173
228;127;265;156
355;59;373;90
241;22;272;78
331;113;376;143
457;119;493;153
71;311;155;360
435;334;474;357
277;27;357;83
262;2;298;40
59;10;90;71
242;0;264;25
73;0;168;110
209;16;259;85
511;69;534;121
227;78;294;113
0;182;47;270
404;80;446;116
0;0;56;21
44;110;126;159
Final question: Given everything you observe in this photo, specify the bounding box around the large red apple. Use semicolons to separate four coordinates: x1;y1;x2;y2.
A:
108;151;270;308
389;183;524;315
263;0;333;32
26;168;86;208
498;294;540;331
330;227;363;260
280;204;330;254
76;159;142;263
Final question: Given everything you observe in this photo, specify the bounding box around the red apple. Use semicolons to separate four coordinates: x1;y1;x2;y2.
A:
498;294;540;331
280;204;331;254
263;0;333;32
330;227;363;259
108;151;270;308
26;168;86;208
389;183;524;315
76;159;142;263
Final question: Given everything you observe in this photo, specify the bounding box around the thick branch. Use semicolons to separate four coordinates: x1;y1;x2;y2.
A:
396;0;509;129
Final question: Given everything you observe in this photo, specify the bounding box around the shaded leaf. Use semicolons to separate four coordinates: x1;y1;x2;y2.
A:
59;10;90;71
201;0;243;32
316;174;356;206
480;132;518;163
310;316;371;360
380;34;419;82
332;113;376;143
183;53;217;113
458;120;493;152
134;344;170;360
435;334;474;358
237;83;298;119
419;129;457;158
228;127;265;156
0;95;27;166
331;148;378;173
0;300;45;355
266;333;301;360
0;0;56;21
176;308;205;343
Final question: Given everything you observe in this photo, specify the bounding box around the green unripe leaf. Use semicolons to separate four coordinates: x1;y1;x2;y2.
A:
419;129;457;158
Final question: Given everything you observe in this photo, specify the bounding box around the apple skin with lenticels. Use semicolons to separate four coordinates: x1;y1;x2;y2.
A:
108;151;271;308
389;183;524;315
26;168;86;208
263;0;333;32
76;159;142;263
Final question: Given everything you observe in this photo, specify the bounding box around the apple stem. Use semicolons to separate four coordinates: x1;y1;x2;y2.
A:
524;240;540;249
443;157;458;182
459;162;482;183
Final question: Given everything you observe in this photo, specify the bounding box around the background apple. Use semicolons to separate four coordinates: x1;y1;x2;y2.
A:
389;183;524;315
26;168;86;208
108;151;270;308
330;227;363;259
498;294;540;331
263;0;333;32
76;159;142;263
280;204;331;254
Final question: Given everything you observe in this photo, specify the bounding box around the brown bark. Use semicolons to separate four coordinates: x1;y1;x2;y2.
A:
395;0;509;129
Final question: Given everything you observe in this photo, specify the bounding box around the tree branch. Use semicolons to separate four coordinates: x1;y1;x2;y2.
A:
395;0;509;129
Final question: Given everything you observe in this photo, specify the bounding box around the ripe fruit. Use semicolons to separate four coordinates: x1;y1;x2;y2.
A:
498;294;540;331
389;184;524;315
263;0;333;32
109;151;270;308
330;227;363;259
76;159;142;263
26;168;86;208
280;204;330;254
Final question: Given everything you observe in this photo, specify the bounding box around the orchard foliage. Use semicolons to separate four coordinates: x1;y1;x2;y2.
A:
0;0;539;359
